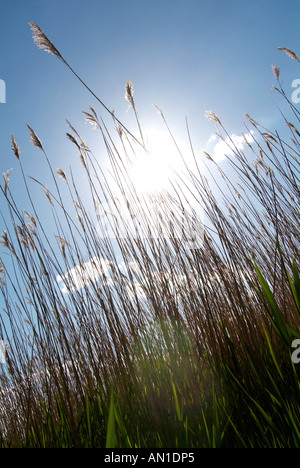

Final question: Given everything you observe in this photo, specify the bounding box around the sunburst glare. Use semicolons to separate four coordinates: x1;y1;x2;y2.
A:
128;128;185;196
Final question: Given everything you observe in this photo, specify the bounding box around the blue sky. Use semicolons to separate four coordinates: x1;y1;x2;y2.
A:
0;0;299;329
1;0;299;173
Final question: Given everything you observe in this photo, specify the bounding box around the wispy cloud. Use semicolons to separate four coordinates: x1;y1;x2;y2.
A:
207;134;217;145
207;131;254;162
57;257;112;294
56;253;254;302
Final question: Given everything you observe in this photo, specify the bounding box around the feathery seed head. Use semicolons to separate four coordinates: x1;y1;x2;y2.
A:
3;169;12;196
55;235;70;257
11;134;21;161
83;111;99;129
286;121;300;137
125;80;134;107
277;47;300;62
0;231;10;250
205;110;221;125
272;65;280;79
27;125;44;150
66;133;81;150
56;168;67;183
24;211;37;228
79;153;87;169
43;187;54;205
202;151;214;161
29;22;63;60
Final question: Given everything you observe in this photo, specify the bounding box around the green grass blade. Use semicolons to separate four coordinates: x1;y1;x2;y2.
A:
86;395;92;448
171;379;182;422
254;260;291;346
291;259;300;313
106;391;116;449
264;330;283;379
276;240;300;314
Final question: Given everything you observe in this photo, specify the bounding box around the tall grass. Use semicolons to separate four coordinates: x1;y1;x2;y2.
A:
0;25;299;447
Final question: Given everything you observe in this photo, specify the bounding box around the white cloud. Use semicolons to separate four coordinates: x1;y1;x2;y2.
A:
210;131;254;162
207;134;217;145
57;257;112;294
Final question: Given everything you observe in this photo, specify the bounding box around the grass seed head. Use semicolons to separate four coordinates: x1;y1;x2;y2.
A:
272;65;280;79
277;47;300;62
27;125;44;151
56;168;67;183
11;134;21;161
29;22;63;60
125;80;135;107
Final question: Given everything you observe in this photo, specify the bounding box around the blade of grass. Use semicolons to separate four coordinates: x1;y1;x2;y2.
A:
106;390;116;449
253;260;291;347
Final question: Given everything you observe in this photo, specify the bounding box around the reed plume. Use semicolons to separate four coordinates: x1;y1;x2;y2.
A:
272;65;280;79
29;22;146;150
29;22;63;60
277;47;300;62
11;134;20;161
27;125;44;151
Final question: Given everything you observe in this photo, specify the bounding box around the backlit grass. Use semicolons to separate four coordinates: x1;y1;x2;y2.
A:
0;25;299;448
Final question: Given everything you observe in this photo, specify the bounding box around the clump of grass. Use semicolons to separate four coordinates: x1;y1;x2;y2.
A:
0;25;299;447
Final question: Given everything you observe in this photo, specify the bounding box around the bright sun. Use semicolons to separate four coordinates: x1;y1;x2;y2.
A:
100;127;204;246
128;128;184;195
